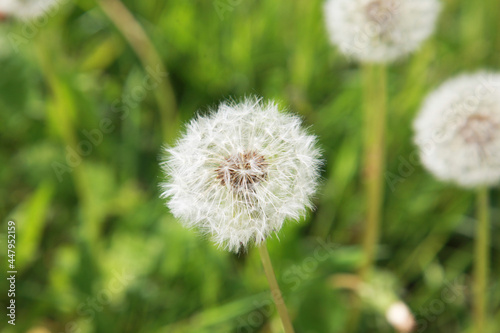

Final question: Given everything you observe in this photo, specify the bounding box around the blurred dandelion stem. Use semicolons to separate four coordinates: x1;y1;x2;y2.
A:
349;64;388;331
97;0;179;143
474;187;490;332
258;244;295;333
361;64;387;278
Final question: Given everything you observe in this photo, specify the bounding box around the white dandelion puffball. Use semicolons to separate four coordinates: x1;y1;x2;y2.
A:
0;0;60;20
324;0;441;63
161;98;321;252
414;72;500;188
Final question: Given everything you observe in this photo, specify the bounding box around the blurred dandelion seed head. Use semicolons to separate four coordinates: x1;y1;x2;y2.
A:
324;0;441;63
0;0;60;20
160;97;322;252
385;301;415;333
414;72;500;188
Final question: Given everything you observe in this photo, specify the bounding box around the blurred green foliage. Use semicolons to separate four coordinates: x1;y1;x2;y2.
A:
1;0;500;332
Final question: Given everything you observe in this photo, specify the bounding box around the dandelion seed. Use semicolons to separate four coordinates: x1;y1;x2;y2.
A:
324;0;441;63
160;97;322;252
413;71;500;187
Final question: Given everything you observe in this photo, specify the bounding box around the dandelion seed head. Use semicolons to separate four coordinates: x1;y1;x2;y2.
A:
160;97;322;252
385;301;415;333
0;0;60;20
413;71;500;188
324;0;441;63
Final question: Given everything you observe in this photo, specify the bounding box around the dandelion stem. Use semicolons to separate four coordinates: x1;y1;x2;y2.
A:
97;0;178;143
348;64;387;333
474;187;490;333
258;244;295;333
361;63;387;278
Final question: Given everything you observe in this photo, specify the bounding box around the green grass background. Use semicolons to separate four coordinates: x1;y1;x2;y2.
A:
1;0;499;332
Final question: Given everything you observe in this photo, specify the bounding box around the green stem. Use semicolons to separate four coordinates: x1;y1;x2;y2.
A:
348;64;387;333
361;64;387;278
474;187;490;333
258;244;295;333
97;0;179;144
